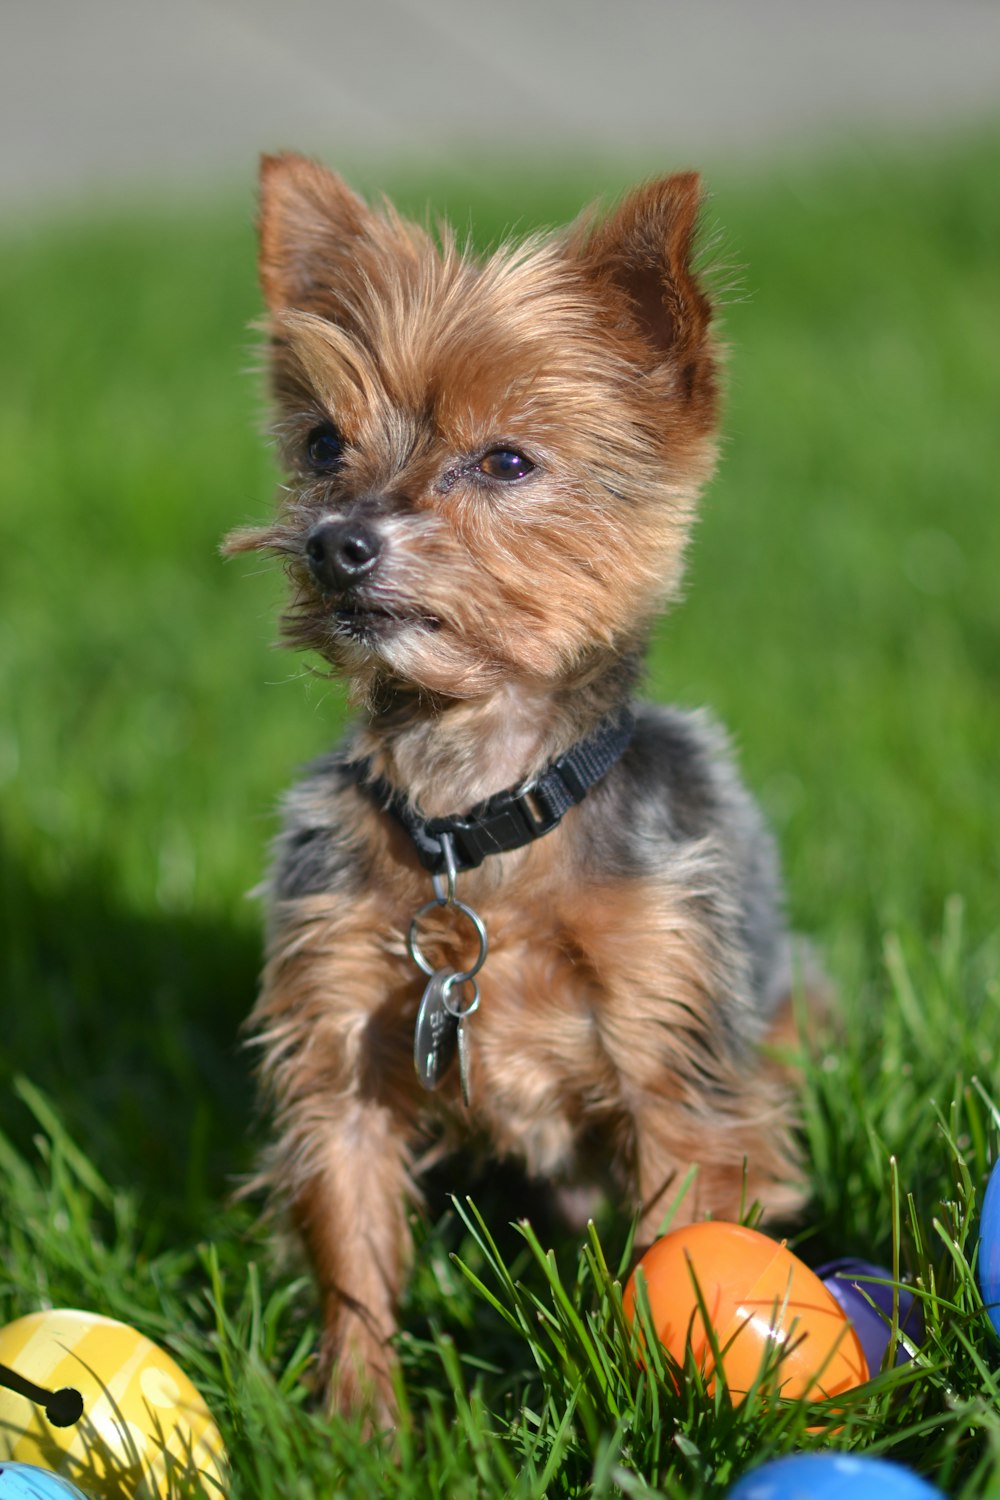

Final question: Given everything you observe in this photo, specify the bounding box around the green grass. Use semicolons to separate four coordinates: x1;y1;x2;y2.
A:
1;127;999;1496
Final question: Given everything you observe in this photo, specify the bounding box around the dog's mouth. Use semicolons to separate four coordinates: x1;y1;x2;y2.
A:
331;604;441;639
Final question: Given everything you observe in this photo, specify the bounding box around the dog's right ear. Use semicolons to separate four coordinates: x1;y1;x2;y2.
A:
257;153;375;313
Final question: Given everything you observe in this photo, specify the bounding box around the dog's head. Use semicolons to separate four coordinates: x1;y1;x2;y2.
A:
226;154;720;704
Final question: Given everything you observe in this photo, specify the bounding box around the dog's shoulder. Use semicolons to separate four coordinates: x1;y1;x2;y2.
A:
594;702;768;855
585;702;791;1011
268;735;367;902
620;703;733;842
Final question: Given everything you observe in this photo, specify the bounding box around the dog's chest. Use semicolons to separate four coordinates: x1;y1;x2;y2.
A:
415;886;627;1176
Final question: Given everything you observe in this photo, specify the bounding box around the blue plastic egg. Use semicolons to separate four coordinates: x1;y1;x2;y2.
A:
727;1453;944;1499
817;1258;924;1371
978;1158;1000;1336
0;1464;92;1499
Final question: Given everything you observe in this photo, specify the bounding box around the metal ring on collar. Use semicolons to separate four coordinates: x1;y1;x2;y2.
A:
407;897;489;981
441;973;480;1020
430;830;459;904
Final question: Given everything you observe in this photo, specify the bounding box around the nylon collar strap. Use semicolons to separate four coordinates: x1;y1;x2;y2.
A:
349;708;635;877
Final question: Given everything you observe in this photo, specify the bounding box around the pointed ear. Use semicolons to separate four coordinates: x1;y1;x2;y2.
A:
257;152;375;312
570;173;716;404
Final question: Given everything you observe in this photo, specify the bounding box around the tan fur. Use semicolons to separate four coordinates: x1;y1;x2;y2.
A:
230;155;808;1425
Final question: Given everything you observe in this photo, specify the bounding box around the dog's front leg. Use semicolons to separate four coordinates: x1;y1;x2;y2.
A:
253;896;419;1424
290;1093;415;1423
629;1086;804;1251
579;882;805;1243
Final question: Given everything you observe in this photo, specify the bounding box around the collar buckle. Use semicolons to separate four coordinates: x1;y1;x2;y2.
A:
424;782;558;873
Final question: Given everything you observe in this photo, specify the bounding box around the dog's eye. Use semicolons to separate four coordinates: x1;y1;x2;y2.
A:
306;424;345;472
478;448;534;482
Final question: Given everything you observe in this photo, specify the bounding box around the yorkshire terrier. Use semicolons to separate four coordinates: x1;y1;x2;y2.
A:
226;153;812;1421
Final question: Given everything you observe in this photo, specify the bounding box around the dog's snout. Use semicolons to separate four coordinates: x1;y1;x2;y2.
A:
305;519;382;592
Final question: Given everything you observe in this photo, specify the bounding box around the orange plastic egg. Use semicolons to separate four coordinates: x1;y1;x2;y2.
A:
623;1221;869;1403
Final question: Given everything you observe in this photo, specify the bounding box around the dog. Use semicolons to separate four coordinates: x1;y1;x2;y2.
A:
226;153;811;1421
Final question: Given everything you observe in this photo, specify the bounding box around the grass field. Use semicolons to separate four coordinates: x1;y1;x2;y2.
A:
1;127;999;1497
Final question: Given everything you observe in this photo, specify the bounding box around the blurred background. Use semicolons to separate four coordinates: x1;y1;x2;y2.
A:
1;1;998;1228
4;0;1000;212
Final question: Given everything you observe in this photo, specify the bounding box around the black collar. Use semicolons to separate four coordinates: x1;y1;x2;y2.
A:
348;708;635;877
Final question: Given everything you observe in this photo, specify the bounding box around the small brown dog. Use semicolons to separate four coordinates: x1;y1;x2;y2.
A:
227;154;809;1420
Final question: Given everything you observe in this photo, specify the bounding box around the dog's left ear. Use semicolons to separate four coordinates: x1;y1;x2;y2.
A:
570;174;716;413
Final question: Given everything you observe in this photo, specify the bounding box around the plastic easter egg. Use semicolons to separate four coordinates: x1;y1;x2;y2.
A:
817;1258;924;1372
978;1158;1000;1336
623;1222;869;1403
0;1463;93;1499
726;1451;944;1498
0;1310;225;1500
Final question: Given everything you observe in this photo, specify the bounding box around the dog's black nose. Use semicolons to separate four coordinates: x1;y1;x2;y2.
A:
305;520;382;592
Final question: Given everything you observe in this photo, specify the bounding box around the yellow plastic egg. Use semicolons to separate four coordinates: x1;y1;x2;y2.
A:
0;1309;225;1499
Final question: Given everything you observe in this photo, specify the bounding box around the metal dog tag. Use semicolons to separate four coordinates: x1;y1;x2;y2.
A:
414;969;459;1090
457;1014;473;1108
